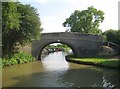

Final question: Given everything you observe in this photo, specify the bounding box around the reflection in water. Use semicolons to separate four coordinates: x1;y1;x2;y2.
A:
2;52;120;88
42;52;69;71
102;76;114;88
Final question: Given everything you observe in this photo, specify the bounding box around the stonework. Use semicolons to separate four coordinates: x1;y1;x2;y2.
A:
98;46;118;56
32;32;103;59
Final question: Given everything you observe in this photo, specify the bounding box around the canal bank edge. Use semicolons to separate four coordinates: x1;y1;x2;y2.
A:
65;55;120;70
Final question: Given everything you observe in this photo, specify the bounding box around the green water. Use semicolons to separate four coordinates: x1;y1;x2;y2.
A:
2;52;120;88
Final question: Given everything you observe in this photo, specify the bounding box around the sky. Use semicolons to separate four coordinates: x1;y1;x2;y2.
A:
19;0;120;33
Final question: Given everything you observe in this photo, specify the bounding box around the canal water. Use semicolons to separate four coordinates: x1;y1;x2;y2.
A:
2;52;120;88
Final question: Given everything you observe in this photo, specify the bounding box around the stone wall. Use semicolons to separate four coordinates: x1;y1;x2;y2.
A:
19;44;31;54
32;32;103;59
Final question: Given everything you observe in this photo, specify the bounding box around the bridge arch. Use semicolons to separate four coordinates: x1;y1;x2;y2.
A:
38;41;76;59
32;32;103;59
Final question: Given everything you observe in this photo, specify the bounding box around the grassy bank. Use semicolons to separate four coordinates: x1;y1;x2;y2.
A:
2;52;36;67
66;56;120;69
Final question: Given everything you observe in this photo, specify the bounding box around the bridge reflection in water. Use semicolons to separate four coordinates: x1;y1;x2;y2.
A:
2;52;120;88
42;52;69;71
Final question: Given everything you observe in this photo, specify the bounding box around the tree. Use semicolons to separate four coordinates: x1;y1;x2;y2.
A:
2;2;20;56
16;2;42;45
63;6;104;34
103;29;120;46
0;2;1;58
2;2;42;57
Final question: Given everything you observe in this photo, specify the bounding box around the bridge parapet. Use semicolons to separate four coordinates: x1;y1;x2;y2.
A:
41;32;102;42
32;32;103;59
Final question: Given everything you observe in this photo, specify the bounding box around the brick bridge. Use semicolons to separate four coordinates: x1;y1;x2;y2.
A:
32;32;103;59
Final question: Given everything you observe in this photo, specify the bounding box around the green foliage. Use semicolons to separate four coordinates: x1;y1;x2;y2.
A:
71;58;106;63
17;2;43;45
103;29;120;46
2;52;36;67
101;60;119;67
2;2;20;31
71;57;119;68
2;2;20;56
63;6;104;34
0;58;2;67
46;44;71;52
2;2;42;56
0;2;2;48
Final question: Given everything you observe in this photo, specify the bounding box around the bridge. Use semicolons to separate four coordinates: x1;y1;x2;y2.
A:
32;32;103;59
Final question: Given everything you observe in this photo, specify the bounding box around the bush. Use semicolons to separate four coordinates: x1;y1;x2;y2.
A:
2;52;36;67
103;29;120;46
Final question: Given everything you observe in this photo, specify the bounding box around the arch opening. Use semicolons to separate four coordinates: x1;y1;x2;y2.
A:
38;41;76;60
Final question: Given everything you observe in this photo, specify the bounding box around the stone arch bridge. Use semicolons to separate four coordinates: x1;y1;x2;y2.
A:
32;32;103;59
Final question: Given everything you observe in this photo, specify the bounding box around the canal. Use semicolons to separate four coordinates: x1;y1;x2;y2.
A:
2;52;120;88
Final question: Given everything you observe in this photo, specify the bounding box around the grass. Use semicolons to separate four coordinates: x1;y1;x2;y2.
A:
70;57;120;68
101;60;119;67
71;58;106;63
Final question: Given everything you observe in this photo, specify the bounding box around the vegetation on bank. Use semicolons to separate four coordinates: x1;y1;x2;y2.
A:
0;59;2;68
67;56;120;69
2;1;42;57
103;29;120;47
2;1;41;67
2;1;120;68
63;5;120;48
2;52;36;67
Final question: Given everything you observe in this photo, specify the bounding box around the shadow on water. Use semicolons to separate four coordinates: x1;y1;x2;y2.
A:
2;52;120;88
3;67;120;88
